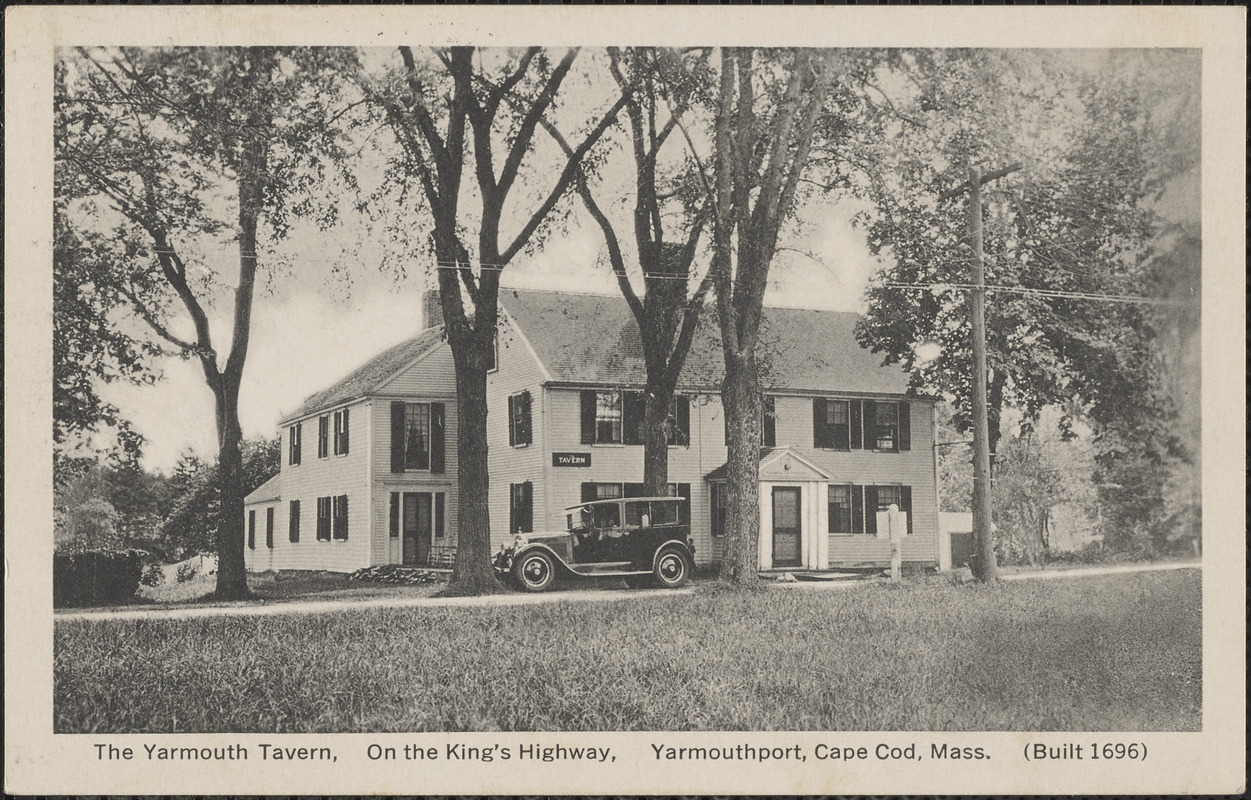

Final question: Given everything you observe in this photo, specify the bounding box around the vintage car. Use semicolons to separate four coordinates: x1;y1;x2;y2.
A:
493;496;696;592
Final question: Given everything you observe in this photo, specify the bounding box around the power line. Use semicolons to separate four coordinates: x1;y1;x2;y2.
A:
882;281;1186;306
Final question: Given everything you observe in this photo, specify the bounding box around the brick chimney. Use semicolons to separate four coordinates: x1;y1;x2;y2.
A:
422;288;441;330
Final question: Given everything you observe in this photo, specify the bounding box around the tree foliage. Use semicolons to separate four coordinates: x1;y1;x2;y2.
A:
55;46;356;597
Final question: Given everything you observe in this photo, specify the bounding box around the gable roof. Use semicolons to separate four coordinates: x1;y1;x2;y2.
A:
499;289;910;395
282;326;446;423
245;473;282;505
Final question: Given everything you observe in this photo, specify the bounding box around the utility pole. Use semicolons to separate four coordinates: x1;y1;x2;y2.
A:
967;166;997;582
940;162;1019;582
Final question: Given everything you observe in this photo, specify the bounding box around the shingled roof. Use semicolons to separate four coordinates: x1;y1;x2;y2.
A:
284;291;911;425
282;326;446;422
499;289;910;396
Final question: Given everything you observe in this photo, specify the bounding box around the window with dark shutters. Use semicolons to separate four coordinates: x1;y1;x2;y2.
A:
762;397;776;448
318;416;329;458
289;500;300;542
266;507;274;549
333;408;350;455
389;493;399;538
332;495;349;540
289;423;301;466
813;398;851;449
812;397;826;447
509;391;532;446
390;402;406;472
435;493;445;539
248;509;256;549
828;485;853;533
430;403;445;473
510;482;533;534
316;496;332;541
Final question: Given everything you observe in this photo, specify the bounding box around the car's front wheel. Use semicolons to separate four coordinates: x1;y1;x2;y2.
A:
513;550;556;592
653;548;691;589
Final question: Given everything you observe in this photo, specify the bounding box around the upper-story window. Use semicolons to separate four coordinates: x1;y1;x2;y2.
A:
390;401;446;473
317;415;329;458
333;408;350;455
580;390;690;447
289;423;302;466
508;391;532;447
813;398;910;452
594;391;622;444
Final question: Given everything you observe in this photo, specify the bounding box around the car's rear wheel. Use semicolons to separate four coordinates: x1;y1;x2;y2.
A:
513;550;556;592
653;548;690;589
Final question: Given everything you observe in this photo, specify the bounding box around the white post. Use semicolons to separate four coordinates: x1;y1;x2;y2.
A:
888;503;903;583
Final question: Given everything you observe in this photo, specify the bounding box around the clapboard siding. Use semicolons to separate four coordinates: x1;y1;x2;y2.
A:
374;341;458;396
486;316;549;552
247;397;373;573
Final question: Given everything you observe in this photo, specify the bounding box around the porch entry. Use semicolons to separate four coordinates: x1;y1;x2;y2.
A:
771;486;802;567
402;492;433;566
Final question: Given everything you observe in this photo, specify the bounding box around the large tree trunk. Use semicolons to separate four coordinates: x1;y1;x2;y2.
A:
718;350;763;585
212;381;250;599
641;385;673;496
444;315;504;595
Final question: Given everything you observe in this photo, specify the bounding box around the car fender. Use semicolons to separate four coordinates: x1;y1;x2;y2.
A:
513;542;576;574
651;539;695;570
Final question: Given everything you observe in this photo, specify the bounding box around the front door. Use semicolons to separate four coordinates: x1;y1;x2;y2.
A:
402;493;433;566
771;486;802;568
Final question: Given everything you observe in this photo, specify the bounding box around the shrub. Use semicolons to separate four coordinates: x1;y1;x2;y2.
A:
53;550;144;608
140;562;165;588
176;562;199;583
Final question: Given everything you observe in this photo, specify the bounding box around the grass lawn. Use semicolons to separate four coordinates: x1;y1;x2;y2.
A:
54;569;1200;733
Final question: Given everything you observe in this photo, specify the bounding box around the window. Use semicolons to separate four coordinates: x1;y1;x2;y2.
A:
265;507;274;549
875;403;898;451
317;416;329;458
813;398;851;449
580;482;690;523
508;391;532;446
332;494;349;540
595;391;622;444
827;485;853;534
590;502;621;529
316;496;332;541
333;408;350;455
248;509;256;550
289;423;302;466
289;500;300;542
401;404;430;469
666;395;691;446
509;482;533;534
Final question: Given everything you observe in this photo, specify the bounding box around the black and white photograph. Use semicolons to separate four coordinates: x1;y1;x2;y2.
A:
6;6;1245;796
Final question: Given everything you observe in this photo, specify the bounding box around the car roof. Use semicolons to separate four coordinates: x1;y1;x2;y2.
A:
563;496;686;512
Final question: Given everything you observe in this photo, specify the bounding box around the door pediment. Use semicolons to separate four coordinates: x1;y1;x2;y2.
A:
758;448;831;482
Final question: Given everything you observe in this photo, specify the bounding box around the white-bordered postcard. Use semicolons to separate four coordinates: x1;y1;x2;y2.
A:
5;5;1245;796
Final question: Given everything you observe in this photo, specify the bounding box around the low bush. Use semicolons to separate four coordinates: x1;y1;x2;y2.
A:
347;565;443;585
53;550;144;608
